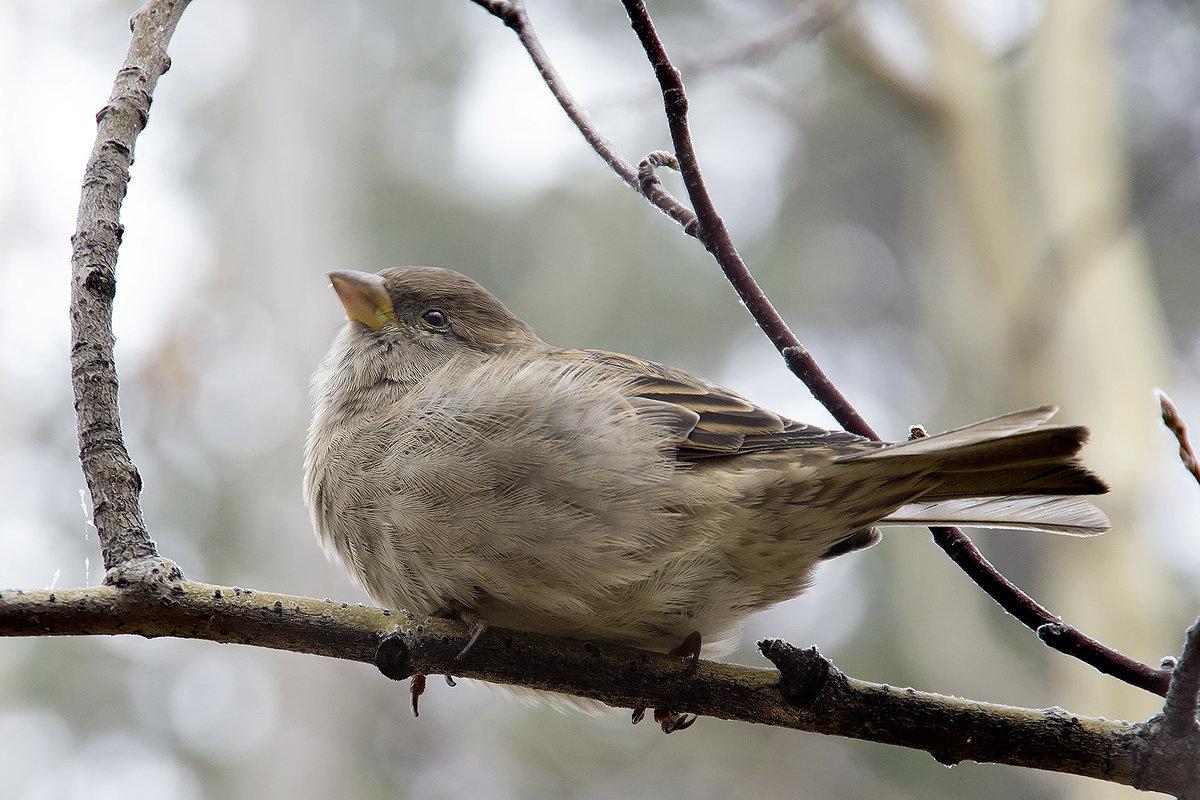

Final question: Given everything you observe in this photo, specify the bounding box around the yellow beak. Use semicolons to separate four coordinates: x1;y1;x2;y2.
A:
328;270;397;331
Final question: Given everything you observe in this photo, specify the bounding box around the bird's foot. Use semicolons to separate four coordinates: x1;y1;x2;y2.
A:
630;706;697;733
631;631;703;733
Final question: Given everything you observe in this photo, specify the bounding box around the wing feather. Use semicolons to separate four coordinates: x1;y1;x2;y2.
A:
555;349;875;459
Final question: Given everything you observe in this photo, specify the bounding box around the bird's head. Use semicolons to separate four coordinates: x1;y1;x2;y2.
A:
326;266;545;381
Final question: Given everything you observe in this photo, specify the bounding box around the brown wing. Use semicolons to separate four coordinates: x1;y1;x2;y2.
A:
558;349;878;461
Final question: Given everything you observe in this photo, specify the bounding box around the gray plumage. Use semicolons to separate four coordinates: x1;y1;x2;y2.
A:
304;267;1109;660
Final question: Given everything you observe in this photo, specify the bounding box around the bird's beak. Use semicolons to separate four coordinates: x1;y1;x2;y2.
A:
328;270;397;331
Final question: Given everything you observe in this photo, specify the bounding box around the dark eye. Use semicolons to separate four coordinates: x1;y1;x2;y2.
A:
421;309;449;329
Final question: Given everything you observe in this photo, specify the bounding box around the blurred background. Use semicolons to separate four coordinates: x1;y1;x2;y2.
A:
2;0;1200;797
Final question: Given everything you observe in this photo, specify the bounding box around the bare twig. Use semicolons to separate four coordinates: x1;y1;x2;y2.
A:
468;1;880;439
1;580;1190;793
1034;619;1171;696
70;0;193;570
635;150;697;234
929;524;1169;695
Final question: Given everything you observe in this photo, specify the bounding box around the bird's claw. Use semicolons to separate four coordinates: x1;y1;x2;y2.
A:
435;601;490;659
410;673;427;717
655;709;697;734
457;614;489;659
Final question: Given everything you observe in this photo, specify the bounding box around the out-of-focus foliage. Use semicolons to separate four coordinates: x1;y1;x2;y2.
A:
1;1;1198;798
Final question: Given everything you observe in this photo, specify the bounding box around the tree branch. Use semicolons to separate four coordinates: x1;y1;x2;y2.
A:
70;0;193;570
2;573;1192;794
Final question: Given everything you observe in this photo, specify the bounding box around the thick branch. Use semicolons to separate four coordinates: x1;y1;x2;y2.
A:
70;0;193;569
2;572;1189;794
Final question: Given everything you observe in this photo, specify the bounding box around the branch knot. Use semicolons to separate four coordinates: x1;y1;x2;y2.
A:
759;638;833;707
376;632;416;681
104;556;184;594
83;267;117;300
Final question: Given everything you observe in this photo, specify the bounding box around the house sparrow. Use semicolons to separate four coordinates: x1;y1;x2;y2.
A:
303;267;1109;728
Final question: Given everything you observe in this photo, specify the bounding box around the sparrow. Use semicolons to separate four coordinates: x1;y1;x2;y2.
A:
303;266;1109;730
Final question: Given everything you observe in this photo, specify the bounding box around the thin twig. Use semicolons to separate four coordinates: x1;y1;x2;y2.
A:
469;1;872;436
70;0;193;569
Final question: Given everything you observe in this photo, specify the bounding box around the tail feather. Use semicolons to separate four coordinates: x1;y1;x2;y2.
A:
882;496;1110;536
837;406;1110;535
915;460;1108;499
843;406;1060;460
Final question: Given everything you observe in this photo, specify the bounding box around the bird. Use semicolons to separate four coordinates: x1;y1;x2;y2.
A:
303;266;1109;730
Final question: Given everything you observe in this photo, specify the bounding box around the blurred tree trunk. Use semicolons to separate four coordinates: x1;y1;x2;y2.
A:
1022;10;1172;799
847;2;1172;795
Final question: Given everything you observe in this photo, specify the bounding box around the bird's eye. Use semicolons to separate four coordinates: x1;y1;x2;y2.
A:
421;309;449;329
